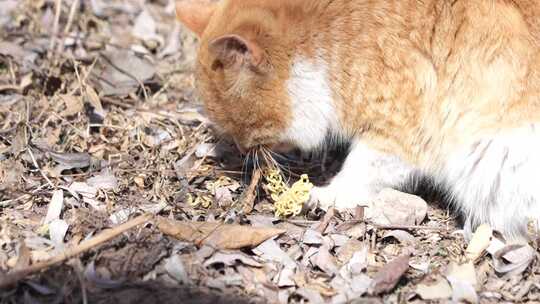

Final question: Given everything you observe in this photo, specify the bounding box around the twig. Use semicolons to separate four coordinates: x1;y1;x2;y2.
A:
372;223;446;231
49;0;63;56
26;148;55;189
0;214;153;289
55;0;79;60
0;194;31;208
0;184;50;208
242;168;262;214
285;219;320;227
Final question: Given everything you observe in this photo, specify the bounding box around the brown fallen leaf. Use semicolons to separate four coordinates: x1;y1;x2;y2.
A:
369;255;410;295
316;207;335;234
156;217;285;250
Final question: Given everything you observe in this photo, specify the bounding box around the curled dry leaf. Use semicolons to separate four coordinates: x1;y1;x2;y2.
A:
491;243;536;276
369;255;410;295
156;217;285;250
465;224;492;262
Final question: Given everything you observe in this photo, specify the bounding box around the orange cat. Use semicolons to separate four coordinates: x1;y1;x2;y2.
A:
176;0;540;240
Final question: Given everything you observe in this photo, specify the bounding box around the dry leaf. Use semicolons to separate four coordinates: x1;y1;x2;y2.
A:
156;217;285;250
97;51;156;96
446;261;477;287
13;242;31;271
366;189;427;226
416;278;452;300
303;229;324;245
295;288;325;304
44;190;64;224
341;246;369;278
350;274;372;297
465;224;492;261
382;230;416;244
253;239;296;268
314;244;339;275
87;171;118;190
164;255;191;284
369;255;410;295
85;86;106;118
491;243;536;276
48;219;69;245
447;276;478;303
204;252;262;268
446;261;478;303
59;94;84;117
49;151;92;170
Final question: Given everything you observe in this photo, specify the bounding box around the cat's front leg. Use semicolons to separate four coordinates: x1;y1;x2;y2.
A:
310;141;414;211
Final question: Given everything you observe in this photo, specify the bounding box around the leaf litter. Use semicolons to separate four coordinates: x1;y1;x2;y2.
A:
1;1;540;303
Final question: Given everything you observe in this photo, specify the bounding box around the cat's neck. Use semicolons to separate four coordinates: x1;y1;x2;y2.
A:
285;0;438;157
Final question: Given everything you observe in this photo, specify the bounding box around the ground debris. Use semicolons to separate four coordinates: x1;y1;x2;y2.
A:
1;1;539;303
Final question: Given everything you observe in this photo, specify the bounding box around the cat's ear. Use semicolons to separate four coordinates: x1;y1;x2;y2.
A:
175;0;218;36
209;34;264;69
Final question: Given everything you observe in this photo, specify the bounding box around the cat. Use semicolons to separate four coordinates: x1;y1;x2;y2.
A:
175;0;540;241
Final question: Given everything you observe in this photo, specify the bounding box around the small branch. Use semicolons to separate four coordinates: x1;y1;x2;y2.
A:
0;194;31;208
372;223;446;231
0;214;153;289
27;148;55;189
242;168;262;214
49;0;63;56
55;0;79;58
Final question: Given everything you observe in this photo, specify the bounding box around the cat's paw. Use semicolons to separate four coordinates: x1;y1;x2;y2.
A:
308;184;377;211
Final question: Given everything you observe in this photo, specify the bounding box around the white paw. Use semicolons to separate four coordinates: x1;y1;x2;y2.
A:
309;184;378;211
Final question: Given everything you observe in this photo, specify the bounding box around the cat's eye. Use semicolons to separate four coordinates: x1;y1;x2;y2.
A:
211;60;224;71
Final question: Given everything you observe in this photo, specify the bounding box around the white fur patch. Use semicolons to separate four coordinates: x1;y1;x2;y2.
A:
442;124;540;240
312;140;414;210
283;56;341;150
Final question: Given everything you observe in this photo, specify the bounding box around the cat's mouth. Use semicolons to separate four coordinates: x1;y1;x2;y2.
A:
234;139;294;155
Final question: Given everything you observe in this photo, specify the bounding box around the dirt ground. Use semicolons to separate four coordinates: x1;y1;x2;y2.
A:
1;1;540;303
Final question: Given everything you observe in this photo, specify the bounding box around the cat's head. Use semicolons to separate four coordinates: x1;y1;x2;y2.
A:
176;0;335;152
